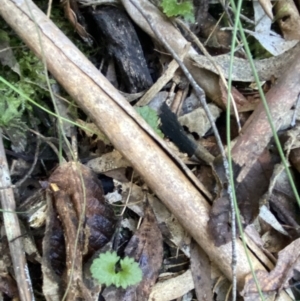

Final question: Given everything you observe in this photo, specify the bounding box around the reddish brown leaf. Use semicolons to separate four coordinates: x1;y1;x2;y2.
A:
242;238;300;299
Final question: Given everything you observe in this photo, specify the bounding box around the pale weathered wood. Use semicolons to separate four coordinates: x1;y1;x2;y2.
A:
0;131;35;301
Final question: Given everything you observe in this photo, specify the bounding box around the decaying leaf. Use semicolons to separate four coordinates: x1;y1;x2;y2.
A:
191;42;300;82
242;238;300;299
0;273;19;299
42;162;116;300
103;201;163;301
178;103;221;137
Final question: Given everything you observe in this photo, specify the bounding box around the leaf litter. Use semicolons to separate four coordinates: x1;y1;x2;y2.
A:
1;0;300;299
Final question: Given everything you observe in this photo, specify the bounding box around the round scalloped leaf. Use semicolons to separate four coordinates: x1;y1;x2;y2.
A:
90;251;143;288
90;251;119;286
114;256;143;288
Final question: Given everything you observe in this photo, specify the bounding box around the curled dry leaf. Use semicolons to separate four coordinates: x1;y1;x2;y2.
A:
49;162;116;254
42;162;116;300
62;0;93;44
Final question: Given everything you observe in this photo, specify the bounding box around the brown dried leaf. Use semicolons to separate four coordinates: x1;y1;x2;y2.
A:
219;79;258;112
236;149;275;224
242;238;300;299
190;240;213;301
54;189;93;301
62;0;92;44
49;162;116;254
44;162;116;300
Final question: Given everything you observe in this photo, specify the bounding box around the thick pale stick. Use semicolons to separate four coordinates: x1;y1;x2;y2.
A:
0;1;290;298
0;131;35;301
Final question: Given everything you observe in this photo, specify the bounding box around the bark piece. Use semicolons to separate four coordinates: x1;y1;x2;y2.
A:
86;6;153;93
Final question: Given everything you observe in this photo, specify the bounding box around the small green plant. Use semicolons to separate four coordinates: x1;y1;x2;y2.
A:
90;251;143;288
135;106;164;138
161;0;194;22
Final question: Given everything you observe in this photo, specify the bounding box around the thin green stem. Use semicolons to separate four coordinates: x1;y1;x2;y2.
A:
230;0;300;210
226;0;265;300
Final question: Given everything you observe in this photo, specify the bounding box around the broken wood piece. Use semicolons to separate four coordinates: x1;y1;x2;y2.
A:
86;5;153;93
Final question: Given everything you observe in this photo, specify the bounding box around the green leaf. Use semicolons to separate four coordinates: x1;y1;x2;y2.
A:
115;256;143;288
161;0;194;22
90;251;143;288
135;106;164;138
